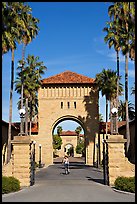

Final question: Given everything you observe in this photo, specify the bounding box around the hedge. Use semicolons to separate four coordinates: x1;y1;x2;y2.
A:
2;176;20;194
114;176;135;193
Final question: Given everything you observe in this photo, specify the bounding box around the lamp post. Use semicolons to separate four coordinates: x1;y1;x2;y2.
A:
111;107;118;135
18;108;26;136
39;144;42;168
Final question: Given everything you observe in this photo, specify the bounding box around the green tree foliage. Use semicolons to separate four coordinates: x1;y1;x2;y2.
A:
15;55;46;135
57;126;63;136
104;2;135;153
95;69;123;133
75;126;82;135
76;140;85;156
131;82;135;95
53;134;62;150
118;100;135;121
2;2;40;163
99;114;104;122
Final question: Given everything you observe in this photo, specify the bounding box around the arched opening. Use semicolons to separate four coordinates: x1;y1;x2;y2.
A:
64;143;74;157
52;115;85;162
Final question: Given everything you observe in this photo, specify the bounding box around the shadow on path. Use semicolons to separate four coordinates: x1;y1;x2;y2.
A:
35;156;104;185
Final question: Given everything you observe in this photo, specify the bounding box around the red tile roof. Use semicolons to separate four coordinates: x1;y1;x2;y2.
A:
99;121;126;133
41;71;95;84
60;130;84;136
12;122;38;133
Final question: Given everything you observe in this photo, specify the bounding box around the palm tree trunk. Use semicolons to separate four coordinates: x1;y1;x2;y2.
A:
20;42;26;134
25;98;28;135
110;100;113;134
7;48;14;163
116;50;119;134
29;121;32;136
29;100;32;136
125;52;130;155
106;97;108;139
21;42;26;108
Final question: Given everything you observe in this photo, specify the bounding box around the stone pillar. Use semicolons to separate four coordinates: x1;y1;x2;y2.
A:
106;135;135;186
86;140;94;165
11;136;32;187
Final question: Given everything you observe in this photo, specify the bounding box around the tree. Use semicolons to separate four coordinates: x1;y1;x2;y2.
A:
75;126;82;135
53;134;62;150
95;69;123;136
118;100;135;121
15;55;47;135
57;126;63;136
2;2;26;163
2;2;23;54
2;2;40;163
76;140;85;156
103;20;121;116
99;114;104;122
18;4;39;135
131;82;135;95
118;2;135;153
104;2;135;153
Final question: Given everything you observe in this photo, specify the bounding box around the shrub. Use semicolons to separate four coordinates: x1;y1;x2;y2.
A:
2;176;20;194
114;176;135;193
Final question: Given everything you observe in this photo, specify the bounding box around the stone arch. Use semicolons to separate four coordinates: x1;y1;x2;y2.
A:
51;115;85;158
36;71;99;166
51;115;86;135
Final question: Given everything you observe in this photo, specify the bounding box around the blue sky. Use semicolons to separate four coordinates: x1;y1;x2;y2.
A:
2;2;135;132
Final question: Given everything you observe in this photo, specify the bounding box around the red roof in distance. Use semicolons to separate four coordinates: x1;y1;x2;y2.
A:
60;130;84;136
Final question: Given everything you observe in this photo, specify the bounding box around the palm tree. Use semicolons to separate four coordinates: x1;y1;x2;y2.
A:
57;126;63;136
99;114;104;122
131;82;135;95
18;4;39;135
2;2;22;54
119;2;134;153
15;55;47;135
2;2;26;163
105;2;135;153
95;69;123;136
118;100;135;121
75;126;82;135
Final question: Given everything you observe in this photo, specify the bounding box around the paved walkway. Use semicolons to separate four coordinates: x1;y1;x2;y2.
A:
2;157;135;202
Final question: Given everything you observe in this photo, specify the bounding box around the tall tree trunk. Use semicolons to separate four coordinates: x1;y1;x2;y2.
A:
110;100;113;134
125;52;130;155
29;100;32;136
7;48;14;163
25;98;28;135
21;42;26;108
29;121;32;136
116;50;119;134
20;42;26;134
106;97;108;139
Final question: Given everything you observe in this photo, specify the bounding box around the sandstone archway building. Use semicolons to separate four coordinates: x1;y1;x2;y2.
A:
35;71;99;166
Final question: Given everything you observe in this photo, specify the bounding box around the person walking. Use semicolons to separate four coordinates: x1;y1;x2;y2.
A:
62;155;70;174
